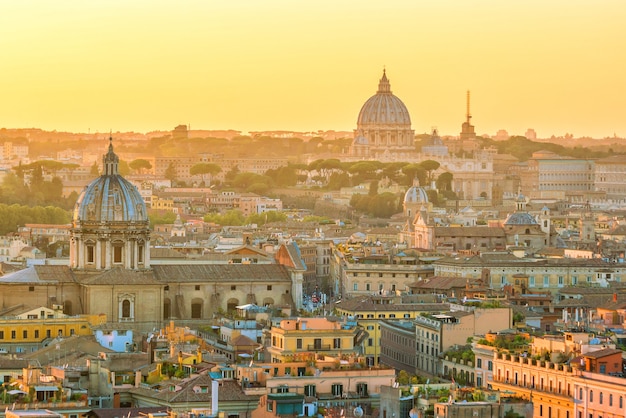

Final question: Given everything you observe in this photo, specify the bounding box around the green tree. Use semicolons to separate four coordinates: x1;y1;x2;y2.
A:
90;161;100;176
129;159;153;174
401;163;427;187
420;160;440;185
368;180;379;196
436;172;453;191
164;163;177;184
190;163;221;186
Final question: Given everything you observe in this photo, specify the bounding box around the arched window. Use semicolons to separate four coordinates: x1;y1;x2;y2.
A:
579;388;583;400
599;392;603;405
609;394;613;406
590;390;593;402
122;300;131;318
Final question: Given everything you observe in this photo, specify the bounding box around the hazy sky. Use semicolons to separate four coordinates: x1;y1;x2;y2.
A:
1;1;624;138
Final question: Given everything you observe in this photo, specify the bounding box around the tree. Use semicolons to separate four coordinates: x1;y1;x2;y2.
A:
368;180;379;196
436;172;453;191
164;163;177;184
90;161;100;176
189;163;221;186
401;163;427;186
420;160;440;186
129;159;153;174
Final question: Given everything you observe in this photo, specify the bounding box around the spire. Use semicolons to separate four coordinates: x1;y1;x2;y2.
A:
103;135;120;176
377;69;392;94
466;90;472;123
460;90;476;140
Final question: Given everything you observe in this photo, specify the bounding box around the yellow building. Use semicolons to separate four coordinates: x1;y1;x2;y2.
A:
0;306;102;354
266;317;363;363
489;351;574;418
335;295;447;366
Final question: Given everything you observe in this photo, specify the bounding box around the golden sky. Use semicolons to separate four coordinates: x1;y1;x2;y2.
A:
1;0;625;138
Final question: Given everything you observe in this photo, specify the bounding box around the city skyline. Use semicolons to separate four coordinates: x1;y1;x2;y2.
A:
1;1;625;138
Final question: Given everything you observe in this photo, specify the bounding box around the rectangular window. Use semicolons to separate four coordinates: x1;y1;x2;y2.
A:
331;383;343;396
304;384;316;397
87;245;95;263
366;284;371;291
34;330;39;339
195;285;200;291
11;330;16;339
353;283;358;291
138;245;144;263
297;338;302;349
572;276;577;285
543;275;549;287
267;285;272;291
558;276;564;287
23;330;27;338
113;246;122;263
529;276;535;287
333;338;341;349
0;330;4;339
231;285;236;290
29;286;35;292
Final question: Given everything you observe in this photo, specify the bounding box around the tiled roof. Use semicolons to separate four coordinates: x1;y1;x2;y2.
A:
583;348;623;359
80;268;161;285
152;264;292;283
435;226;505;237
336;296;449;313
409;276;469;290
0;265;75;284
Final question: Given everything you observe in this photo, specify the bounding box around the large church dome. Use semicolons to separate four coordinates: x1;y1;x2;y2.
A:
73;138;147;224
356;70;412;127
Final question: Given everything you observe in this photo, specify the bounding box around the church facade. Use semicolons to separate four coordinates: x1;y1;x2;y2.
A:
0;140;301;332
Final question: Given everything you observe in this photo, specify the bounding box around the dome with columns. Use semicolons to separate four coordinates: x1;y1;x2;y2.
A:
70;137;150;271
73;138;147;223
357;69;412;127
351;70;416;158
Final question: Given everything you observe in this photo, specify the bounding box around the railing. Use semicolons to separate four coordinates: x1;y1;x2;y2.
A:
0;401;88;410
307;344;331;351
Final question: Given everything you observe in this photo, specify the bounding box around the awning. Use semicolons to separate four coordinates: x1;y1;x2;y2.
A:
7;390;27;395
34;386;59;391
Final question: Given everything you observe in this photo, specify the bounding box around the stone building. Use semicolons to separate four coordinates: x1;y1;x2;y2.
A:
0;139;302;332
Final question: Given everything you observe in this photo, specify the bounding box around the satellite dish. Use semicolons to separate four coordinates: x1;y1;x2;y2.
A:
354;407;364;418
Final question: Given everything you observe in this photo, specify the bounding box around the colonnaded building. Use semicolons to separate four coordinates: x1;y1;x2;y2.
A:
0;139;303;332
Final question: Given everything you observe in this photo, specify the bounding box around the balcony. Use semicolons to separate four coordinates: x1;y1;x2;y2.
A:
307;344;331;351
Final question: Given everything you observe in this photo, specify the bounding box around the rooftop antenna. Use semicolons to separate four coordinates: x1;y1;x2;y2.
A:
466;90;472;123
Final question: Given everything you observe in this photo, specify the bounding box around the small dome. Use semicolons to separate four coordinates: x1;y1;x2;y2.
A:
73;138;147;224
352;135;369;145
504;212;538;225
422;128;444;146
357;70;411;127
404;185;429;205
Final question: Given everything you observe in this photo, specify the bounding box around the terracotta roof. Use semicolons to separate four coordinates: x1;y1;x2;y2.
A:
583;348;623;359
152;264;292;283
80;268;162;285
409;276;469;290
0;265;75;284
336;296;449;313
435;226;505;237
